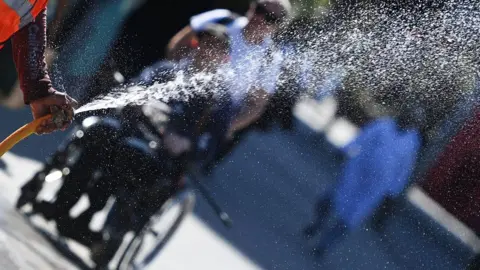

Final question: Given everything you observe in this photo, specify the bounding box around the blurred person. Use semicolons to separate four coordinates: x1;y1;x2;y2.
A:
90;99;206;266
134;22;236;175
133;23;231;85
215;0;292;139
167;0;293;61
0;0;77;133
166;8;242;62
302;103;424;256
204;46;304;174
253;16;318;132
24;23;232;250
167;0;292;130
71;27;232;264
172;0;293;174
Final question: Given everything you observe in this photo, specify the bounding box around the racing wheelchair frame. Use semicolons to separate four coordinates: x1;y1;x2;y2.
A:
16;101;230;270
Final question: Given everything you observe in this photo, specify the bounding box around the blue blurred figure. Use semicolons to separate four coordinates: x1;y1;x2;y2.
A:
303;104;424;256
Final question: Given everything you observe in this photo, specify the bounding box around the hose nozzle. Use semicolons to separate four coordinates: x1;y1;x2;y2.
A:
40;108;70;134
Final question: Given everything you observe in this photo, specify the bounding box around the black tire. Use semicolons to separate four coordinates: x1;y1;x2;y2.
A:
117;190;195;270
16;136;83;211
15;170;47;210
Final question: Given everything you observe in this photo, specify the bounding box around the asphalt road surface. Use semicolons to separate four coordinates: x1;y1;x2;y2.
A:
0;104;475;270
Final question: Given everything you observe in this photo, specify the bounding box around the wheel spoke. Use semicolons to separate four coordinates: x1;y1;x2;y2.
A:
147;228;159;237
119;190;195;269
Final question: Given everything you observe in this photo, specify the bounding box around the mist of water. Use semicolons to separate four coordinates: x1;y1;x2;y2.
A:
74;69;231;114
75;0;480;115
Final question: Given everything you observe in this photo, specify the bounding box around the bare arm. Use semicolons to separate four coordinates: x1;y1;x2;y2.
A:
166;25;198;61
228;88;271;136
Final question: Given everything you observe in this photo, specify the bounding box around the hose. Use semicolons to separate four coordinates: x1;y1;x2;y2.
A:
0;114;53;158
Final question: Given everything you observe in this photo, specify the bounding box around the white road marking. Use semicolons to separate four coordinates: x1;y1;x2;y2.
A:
408;185;480;253
295;98;480;254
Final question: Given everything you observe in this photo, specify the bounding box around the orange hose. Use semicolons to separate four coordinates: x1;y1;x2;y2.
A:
0;114;52;158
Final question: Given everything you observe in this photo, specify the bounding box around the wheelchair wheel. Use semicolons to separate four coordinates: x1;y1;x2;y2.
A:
117;189;195;270
16;137;83;210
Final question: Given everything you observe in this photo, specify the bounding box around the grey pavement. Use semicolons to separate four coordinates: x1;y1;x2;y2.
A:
0;104;476;269
194;120;474;270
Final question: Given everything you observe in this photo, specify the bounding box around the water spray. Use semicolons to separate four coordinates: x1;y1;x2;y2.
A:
5;1;480;158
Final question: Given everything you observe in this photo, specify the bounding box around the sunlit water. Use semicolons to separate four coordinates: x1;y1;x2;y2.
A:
75;0;480;115
74;70;231;113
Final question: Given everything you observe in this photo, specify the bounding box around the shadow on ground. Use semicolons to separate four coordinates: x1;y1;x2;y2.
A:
192;120;473;270
0;106;473;270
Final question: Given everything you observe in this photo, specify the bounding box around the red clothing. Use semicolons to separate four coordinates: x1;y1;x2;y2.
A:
0;0;48;45
422;109;480;233
11;9;54;104
1;0;54;104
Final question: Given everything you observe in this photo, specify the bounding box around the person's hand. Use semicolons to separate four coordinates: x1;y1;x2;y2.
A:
30;91;78;134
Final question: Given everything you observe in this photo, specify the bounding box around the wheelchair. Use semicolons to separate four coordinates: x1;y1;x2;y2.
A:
16;101;197;270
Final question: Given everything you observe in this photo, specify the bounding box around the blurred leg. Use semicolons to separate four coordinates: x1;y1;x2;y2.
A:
371;197;395;233
303;193;333;239
313;219;348;257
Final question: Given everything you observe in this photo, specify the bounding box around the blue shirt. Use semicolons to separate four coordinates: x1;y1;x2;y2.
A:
333;118;421;229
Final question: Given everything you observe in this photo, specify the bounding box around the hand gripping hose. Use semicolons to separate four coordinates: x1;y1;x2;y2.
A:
0;110;69;158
